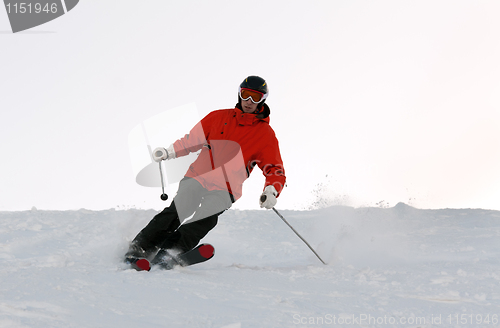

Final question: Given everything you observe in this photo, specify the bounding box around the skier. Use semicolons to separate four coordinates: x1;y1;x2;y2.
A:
124;76;286;269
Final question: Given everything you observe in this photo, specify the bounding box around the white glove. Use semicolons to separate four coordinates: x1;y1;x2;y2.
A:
152;145;176;162
259;185;278;209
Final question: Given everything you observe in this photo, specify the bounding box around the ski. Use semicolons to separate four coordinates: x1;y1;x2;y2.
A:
126;243;214;271
153;243;215;270
128;258;152;271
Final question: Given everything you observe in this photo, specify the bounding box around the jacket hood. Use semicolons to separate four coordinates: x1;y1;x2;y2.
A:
235;102;271;120
233;103;270;126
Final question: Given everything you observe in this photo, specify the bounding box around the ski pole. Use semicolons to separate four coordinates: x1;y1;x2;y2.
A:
158;161;168;201
261;196;326;265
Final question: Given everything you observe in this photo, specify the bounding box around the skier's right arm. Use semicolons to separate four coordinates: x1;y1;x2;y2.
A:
153;112;213;162
173;123;206;158
153;113;213;163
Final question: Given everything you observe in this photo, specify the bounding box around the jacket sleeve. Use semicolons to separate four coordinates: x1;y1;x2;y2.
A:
172;113;212;158
257;130;286;197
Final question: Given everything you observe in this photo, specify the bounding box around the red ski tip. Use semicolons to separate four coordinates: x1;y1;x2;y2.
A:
199;244;215;259
134;259;151;271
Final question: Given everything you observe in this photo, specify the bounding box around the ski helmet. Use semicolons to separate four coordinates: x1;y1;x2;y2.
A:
238;76;269;108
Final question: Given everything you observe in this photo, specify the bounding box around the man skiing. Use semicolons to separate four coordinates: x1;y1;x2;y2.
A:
125;76;286;270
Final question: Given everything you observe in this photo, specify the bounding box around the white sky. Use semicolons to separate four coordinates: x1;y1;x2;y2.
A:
1;0;499;211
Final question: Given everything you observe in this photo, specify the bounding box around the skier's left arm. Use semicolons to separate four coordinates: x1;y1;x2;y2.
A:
258;133;286;209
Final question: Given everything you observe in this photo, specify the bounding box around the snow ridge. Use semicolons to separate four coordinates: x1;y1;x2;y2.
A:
0;204;499;327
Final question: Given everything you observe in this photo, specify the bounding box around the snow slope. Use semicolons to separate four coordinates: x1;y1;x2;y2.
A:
0;204;499;327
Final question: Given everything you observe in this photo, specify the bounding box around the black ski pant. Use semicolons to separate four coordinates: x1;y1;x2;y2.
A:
132;177;233;254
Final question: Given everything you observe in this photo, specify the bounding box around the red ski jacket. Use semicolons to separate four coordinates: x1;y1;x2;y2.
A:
173;105;286;201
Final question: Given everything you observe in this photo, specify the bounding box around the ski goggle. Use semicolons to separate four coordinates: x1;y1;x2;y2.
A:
239;87;268;104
